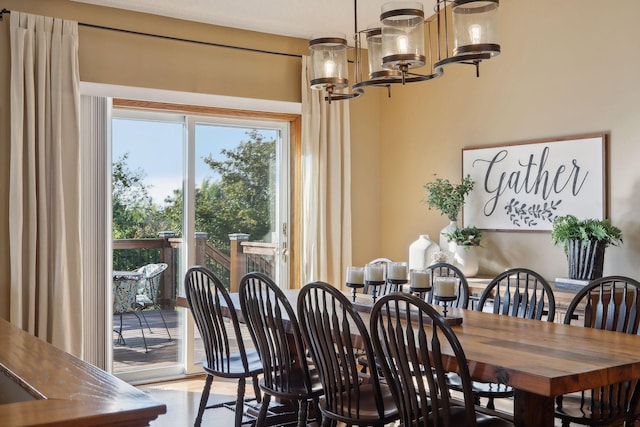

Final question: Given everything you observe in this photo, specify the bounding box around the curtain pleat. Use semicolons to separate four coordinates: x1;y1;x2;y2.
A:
9;12;83;357
300;56;352;288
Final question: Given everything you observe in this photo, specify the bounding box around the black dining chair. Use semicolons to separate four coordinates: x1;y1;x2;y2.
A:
555;276;640;427
239;272;323;427
297;281;400;427
370;292;514;427
447;267;556;410
184;266;263;427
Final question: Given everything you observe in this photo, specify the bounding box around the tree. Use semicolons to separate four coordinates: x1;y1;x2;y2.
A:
112;154;168;239
164;130;275;254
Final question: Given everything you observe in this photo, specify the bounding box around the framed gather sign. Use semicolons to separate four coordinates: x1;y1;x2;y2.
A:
462;133;607;231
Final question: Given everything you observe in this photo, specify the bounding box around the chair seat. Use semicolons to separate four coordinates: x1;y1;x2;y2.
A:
320;382;398;423
203;348;263;379
555;394;635;426
446;372;514;398
259;365;324;399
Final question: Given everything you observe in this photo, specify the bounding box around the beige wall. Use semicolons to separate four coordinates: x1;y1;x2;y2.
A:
374;0;640;280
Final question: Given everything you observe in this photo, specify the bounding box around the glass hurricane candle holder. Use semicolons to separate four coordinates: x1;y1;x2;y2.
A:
409;268;432;295
433;277;459;318
364;263;386;302
345;266;365;302
387;262;408;292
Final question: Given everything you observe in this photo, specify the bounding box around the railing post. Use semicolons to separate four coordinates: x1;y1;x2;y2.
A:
158;231;176;308
229;233;249;292
195;232;208;266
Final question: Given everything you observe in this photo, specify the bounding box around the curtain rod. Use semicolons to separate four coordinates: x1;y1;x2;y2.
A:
0;8;303;59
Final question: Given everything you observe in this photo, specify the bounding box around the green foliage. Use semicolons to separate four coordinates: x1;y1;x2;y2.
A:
423;175;474;221
112;154;170;239
163;130;275;254
445;226;483;247
114;130;276;255
551;215;623;247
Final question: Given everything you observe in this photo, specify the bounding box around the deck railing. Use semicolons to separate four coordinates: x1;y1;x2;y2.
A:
113;232;276;307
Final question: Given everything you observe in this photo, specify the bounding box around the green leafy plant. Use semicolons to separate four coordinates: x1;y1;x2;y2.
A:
445;226;483;248
551;215;623;248
423;174;474;221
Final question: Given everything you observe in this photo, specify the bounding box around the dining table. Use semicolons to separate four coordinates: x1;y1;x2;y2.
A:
209;288;640;427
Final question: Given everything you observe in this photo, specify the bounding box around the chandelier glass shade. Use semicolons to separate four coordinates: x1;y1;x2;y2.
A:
309;34;355;101
364;28;402;80
451;0;500;57
380;2;426;73
309;0;500;102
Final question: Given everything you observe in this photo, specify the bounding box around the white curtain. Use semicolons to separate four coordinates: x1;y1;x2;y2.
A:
9;12;83;357
300;56;352;288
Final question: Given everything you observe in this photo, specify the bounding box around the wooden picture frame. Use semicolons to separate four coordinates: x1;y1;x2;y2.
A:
462;133;607;231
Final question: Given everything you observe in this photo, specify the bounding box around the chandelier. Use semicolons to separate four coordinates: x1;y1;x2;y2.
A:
309;0;500;103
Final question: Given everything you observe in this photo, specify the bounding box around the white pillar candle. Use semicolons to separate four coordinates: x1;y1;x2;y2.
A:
387;262;408;280
410;269;431;289
365;264;385;282
434;278;458;297
346;267;365;284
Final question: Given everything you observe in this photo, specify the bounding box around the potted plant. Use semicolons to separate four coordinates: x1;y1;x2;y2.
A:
445;226;483;277
445;226;483;248
423;174;475;253
551;215;623;280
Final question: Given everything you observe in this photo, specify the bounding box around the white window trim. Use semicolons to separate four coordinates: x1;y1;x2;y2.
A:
80;82;301;115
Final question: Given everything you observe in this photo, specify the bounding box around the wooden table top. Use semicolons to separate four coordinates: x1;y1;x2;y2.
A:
436;306;640;397
0;318;166;426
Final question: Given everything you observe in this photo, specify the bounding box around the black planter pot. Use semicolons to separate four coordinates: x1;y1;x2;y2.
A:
566;239;606;281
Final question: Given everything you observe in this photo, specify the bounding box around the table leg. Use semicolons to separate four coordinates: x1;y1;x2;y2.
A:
513;389;554;427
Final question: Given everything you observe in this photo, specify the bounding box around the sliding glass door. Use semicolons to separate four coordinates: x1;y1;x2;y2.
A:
111;108;290;381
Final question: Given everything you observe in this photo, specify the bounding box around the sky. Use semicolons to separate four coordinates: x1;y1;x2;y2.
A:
112;118;276;205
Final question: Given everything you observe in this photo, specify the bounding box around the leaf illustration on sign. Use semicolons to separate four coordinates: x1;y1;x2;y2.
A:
504;199;562;227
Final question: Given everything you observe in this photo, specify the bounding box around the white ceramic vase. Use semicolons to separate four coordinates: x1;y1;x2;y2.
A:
408;234;440;270
439;220;458;257
453;244;479;277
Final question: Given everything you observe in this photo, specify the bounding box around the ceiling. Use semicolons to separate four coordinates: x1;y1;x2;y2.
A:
70;0;438;41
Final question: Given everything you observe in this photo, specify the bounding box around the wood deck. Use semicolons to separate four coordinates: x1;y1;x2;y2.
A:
113;307;248;374
113;308;182;374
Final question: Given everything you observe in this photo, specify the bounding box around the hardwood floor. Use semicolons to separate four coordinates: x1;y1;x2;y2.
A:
139;376;543;427
139;376;259;426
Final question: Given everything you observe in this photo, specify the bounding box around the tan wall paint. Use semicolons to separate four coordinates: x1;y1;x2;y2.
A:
377;0;640;280
349;92;383;266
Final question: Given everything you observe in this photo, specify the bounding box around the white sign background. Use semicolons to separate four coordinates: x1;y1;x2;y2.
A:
462;134;606;231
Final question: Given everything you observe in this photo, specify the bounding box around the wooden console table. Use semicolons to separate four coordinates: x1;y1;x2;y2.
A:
0;318;166;426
